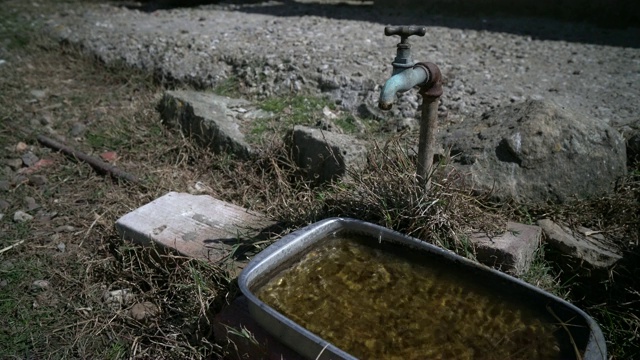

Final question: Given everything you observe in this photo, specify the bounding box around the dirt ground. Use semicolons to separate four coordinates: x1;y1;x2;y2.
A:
1;1;638;359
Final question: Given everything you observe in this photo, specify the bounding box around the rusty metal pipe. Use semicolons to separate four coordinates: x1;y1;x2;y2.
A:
417;96;439;186
378;26;443;190
417;62;443;188
379;61;442;189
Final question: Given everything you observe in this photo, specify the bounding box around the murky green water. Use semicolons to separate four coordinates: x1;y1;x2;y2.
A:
256;234;567;360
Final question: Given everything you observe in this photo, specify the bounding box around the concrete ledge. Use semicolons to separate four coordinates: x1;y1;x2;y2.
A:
158;91;271;159
115;192;275;274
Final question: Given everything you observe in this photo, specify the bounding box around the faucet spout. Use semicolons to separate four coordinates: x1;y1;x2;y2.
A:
378;65;429;110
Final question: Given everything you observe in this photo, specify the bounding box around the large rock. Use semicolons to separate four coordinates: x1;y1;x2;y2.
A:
441;100;627;204
290;125;368;183
158;90;270;159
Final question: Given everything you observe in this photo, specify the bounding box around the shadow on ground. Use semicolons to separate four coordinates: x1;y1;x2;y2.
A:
117;0;640;48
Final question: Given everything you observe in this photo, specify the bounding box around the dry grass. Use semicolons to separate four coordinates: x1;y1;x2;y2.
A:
0;0;638;359
0;3;234;357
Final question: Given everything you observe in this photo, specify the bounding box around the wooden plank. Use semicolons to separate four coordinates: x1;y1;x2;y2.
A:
115;192;275;273
117;193;298;357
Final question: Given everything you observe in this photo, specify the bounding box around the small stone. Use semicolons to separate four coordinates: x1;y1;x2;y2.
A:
21;152;39;167
40;114;52;125
36;211;57;222
29;175;47;186
35;292;59;308
0;199;8;211
2;165;14;176
13;210;33;222
32;280;50;291
0;279;7;288
30;89;47;100
187;181;212;195
25;158;54;174
69;123;86;137
129;301;160;321
24;197;39;211
12;174;27;185
322;106;338;120
54;225;75;233
56;243;66;252
15;142;28;152
5;158;23;170
99;151;118;163
0;181;10;192
103;289;135;307
0;261;14;271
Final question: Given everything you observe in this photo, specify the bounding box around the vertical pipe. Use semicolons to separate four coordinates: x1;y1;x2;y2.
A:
417;95;440;189
416;62;443;191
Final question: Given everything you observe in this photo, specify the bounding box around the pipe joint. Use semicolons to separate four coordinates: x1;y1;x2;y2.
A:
416;62;443;99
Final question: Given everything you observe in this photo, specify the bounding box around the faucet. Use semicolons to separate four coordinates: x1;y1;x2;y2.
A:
379;26;443;189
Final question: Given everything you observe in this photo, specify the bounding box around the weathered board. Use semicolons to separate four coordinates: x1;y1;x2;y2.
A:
116;192;302;357
115;191;275;274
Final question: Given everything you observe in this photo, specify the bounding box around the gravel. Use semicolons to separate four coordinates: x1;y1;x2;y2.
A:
43;1;640;135
21;152;39;167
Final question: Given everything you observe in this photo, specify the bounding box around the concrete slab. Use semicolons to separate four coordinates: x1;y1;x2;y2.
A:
213;296;303;360
158;90;270;159
291;125;368;183
537;219;621;269
115;192;275;274
469;222;541;275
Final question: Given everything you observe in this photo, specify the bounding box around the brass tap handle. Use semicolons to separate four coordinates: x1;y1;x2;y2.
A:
384;26;427;44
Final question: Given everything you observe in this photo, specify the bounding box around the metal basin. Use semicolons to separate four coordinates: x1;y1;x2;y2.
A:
238;217;606;359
